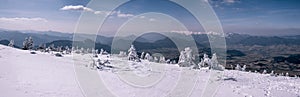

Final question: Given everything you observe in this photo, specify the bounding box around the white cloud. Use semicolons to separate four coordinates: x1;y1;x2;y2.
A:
116;12;134;18
139;16;146;19
170;31;224;36
0;17;52;31
149;18;156;22
0;17;48;22
171;30;205;35
60;5;94;12
94;11;110;15
60;5;134;18
224;0;237;3
205;0;238;4
94;10;134;18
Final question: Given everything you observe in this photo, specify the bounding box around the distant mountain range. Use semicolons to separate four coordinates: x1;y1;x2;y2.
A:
1;29;300;50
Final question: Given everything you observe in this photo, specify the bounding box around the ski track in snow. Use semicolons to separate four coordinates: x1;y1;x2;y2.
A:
0;45;300;97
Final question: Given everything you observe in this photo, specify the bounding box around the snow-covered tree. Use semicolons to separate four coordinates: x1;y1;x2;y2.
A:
262;70;267;74
45;47;50;53
159;56;166;63
154;57;159;63
38;44;46;52
270;70;275;76
166;59;171;64
22;37;34;50
49;44;55;51
95;49;99;54
140;52;145;59
178;47;195;67
235;64;242;71
198;58;205;67
65;46;71;54
100;49;104;55
242;65;247;71
86;48;90;54
91;49;97;57
172;60;177;64
128;45;139;61
118;51;127;57
145;53;153;62
209;53;225;71
198;54;211;68
80;47;84;54
8;40;14;47
178;51;186;63
279;73;284;76
57;46;62;52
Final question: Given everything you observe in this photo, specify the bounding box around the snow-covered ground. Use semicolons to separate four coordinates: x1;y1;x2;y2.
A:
0;44;300;97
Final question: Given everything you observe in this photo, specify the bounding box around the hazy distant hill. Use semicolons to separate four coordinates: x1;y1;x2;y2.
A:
1;29;300;49
0;30;72;47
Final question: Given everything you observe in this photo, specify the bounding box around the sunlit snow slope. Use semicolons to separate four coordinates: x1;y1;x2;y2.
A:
0;44;299;97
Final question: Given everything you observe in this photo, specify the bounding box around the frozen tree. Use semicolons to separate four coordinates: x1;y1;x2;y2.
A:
95;49;99;54
86;48;91;54
71;47;75;52
185;47;194;64
140;52;145;59
65;46;71;54
172;60;177;64
262;70;267;74
8;40;14;47
45;47;50;53
198;58;205;67
285;72;289;76
159;56;166;63
270;70;275;76
198;54;211;68
166;59;171;64
279;73;284;76
178;51;186;63
80;48;84;54
145;53;153;62
38;44;46;52
118;51;127;57
49;44;55;51
91;49;97;57
57;46;62;52
210;53;218;68
22;37;34;50
100;49;104;55
209;53;225;71
154;57;159;63
178;47;195;67
242;65;247;71
128;45;139;61
235;64;242;71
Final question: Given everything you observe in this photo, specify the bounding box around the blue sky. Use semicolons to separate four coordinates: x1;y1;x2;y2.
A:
0;0;299;36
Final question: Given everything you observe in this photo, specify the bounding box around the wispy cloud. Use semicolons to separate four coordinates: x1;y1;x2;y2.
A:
60;5;134;18
139;16;146;19
115;11;134;18
60;5;93;12
149;18;156;22
0;17;48;22
171;30;225;36
171;30;205;35
0;17;51;31
223;0;237;3
206;0;239;4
